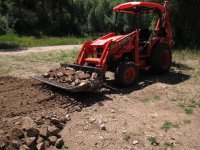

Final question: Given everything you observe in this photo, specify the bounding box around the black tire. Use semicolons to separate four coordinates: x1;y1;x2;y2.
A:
150;44;172;74
115;61;139;87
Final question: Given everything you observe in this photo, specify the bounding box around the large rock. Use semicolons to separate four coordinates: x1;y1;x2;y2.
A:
55;138;64;148
27;127;39;137
39;127;48;138
11;128;24;139
22;116;36;131
48;136;57;145
48;126;60;136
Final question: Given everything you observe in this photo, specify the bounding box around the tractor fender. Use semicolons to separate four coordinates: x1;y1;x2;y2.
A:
147;37;168;56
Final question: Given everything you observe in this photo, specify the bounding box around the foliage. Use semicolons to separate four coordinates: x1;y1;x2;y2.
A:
0;0;199;48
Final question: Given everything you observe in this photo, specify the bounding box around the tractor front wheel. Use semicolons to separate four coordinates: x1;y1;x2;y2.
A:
115;62;139;87
150;44;172;74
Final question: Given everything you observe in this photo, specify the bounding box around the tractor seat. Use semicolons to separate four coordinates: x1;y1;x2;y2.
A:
139;28;151;42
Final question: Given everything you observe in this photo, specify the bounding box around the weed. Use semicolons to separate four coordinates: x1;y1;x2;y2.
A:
147;136;159;146
123;133;131;142
164;142;174;148
183;120;191;124
154;95;161;100
184;107;193;115
141;98;150;103
161;121;179;132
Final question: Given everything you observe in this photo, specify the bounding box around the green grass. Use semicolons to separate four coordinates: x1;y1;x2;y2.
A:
161;121;179;132
0;50;78;76
173;49;200;60
0;33;92;48
177;98;198;115
154;95;161;100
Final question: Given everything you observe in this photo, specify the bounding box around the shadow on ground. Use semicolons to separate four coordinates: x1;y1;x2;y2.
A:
37;62;191;110
0;42;27;52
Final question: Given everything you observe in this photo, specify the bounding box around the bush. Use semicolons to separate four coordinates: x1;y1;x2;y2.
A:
0;16;8;35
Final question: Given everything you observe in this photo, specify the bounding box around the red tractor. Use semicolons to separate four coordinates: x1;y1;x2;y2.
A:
35;0;173;92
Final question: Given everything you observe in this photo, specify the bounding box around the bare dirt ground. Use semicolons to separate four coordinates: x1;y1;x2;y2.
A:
0;50;200;150
0;45;82;55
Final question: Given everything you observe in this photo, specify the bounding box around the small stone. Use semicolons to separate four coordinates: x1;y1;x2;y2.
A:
71;82;76;86
22;116;36;131
74;105;81;112
89;117;96;123
0;137;9;149
39;127;48;138
65;114;71;121
48;136;57;145
15;121;21;125
20;144;30;150
27;127;39;137
151;113;159;118
48;126;60;136
25;137;36;147
111;109;115;113
100;124;106;130
43;73;50;78
35;117;45;125
37;142;45;150
132;140;139;145
36;136;44;144
11;128;24;139
44;140;50;148
79;82;87;86
11;140;20;149
55;123;65;130
62;104;68;109
55;138;64;148
60;117;67;124
91;72;98;80
0;130;5;135
75;79;80;85
79;73;91;80
57;72;64;77
64;70;75;76
0;81;4;85
50;117;60;124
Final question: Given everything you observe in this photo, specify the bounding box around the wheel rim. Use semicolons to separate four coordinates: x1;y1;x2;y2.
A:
162;50;170;69
123;67;136;84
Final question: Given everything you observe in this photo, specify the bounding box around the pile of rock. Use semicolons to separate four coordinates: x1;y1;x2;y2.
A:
0;115;70;150
43;67;98;87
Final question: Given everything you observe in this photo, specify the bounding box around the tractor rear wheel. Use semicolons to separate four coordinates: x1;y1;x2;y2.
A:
115;62;139;87
150;44;172;74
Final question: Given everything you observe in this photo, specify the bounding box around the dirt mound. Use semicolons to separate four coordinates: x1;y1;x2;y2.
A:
0;76;85;133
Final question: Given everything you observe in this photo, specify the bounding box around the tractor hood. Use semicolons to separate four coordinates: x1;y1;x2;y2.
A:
91;35;126;46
